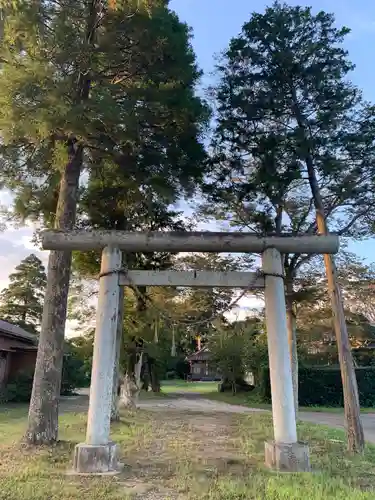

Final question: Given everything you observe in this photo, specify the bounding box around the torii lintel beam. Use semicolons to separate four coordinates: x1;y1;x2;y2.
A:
41;230;339;254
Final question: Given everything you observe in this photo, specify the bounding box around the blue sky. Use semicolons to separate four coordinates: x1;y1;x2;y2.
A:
170;0;375;262
0;0;374;321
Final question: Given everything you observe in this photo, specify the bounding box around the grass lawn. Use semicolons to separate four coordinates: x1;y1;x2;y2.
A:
1;402;375;499
162;379;220;394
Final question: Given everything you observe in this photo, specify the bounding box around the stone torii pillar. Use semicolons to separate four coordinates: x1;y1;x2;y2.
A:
41;230;339;475
74;246;122;474
263;247;310;472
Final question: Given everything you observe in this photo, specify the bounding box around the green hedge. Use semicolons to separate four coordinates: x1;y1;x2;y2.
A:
260;366;375;407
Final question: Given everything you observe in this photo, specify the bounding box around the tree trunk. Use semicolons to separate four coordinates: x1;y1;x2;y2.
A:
142;370;150;392
133;352;143;405
317;219;364;453
171;324;176;357
149;358;160;393
119;350;144;409
118;285;148;407
25;144;82;444
119;373;136;409
291;92;364;453
25;0;104;445
308;159;364;453
285;288;298;419
111;286;125;422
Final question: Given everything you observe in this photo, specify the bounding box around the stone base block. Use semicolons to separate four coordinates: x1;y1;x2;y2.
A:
265;440;311;472
73;441;120;474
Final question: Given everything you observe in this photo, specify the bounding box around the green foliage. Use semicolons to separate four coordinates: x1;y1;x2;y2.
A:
295;253;375;358
61;348;89;395
69;250;252;391
60;3;212;391
0;253;46;334
169;357;190;379
0;370;34;403
0;0;209;226
210;317;267;392
336;252;375;325
66;335;94;385
225;317;269;382
299;367;375;407
204;2;375;319
211;335;247;392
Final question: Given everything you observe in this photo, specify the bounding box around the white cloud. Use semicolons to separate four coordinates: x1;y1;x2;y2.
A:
225;292;264;323
0;221;81;336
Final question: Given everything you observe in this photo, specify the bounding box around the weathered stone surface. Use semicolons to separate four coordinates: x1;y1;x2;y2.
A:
264;440;311;472
42;229;339;254
73;441;120;474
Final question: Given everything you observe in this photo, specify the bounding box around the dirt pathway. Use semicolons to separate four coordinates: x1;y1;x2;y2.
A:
117;407;251;499
137;397;375;444
57;394;375;497
63;392;375;445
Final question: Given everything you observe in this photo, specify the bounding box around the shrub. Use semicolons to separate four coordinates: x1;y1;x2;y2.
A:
61;352;88;395
259;368;272;403
211;337;246;393
259;366;375;407
174;359;190;379
0;370;34;403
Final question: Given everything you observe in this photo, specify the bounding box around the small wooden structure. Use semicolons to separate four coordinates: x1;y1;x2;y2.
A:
186;347;220;381
0;320;37;388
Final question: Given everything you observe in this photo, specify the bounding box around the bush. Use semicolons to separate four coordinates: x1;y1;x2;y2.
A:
259;366;375;407
259;368;272;403
0;370;34;403
61;352;89;395
174;359;190;379
210;336;248;393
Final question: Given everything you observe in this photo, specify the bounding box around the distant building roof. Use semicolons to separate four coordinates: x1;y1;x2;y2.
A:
0;319;37;344
186;347;211;362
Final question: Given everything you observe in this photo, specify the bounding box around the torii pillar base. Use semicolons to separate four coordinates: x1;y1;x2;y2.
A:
73;442;120;475
265;440;311;472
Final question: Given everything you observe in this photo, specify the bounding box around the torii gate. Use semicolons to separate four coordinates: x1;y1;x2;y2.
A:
42;230;339;474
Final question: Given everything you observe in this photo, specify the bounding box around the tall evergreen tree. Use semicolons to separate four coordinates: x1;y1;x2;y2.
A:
209;2;375;451
0;254;47;334
0;0;208;443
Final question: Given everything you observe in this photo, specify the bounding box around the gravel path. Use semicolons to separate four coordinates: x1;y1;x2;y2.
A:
137;397;266;414
65;391;375;444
